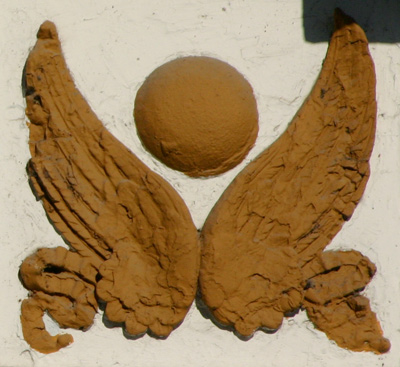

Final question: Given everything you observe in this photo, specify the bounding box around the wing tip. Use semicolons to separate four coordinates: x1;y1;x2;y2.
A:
333;8;356;31
22;21;59;96
37;20;59;41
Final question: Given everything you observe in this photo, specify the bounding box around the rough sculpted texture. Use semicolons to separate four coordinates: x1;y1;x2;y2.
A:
199;9;390;353
19;10;389;356
20;21;200;353
134;56;258;177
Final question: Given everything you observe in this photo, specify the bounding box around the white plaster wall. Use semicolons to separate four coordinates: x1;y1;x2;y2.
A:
1;1;399;366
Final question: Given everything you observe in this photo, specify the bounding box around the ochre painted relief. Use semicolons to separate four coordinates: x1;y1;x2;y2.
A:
19;9;390;355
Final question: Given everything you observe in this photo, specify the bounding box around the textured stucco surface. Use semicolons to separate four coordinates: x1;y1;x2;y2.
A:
1;1;399;366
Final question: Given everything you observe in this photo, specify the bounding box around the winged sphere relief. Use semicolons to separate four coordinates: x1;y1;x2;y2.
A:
19;9;390;354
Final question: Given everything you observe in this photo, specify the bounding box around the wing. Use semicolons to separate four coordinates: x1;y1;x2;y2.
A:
20;21;199;353
199;9;389;353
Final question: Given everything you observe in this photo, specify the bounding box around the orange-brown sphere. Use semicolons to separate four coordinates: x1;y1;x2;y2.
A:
134;56;258;177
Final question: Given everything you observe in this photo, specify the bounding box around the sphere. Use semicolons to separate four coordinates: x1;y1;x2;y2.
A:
134;56;258;177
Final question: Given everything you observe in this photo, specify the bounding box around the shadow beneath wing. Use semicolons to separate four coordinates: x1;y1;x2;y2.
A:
195;291;280;341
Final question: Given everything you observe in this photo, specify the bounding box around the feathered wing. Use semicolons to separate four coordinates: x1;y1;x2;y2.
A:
199;9;389;353
20;21;199;353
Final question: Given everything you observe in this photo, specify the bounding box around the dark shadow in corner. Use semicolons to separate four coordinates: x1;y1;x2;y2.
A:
303;0;400;42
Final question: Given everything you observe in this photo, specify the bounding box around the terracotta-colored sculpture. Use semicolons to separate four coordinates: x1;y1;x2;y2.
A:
19;9;389;355
199;9;390;354
134;56;258;177
20;21;200;354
